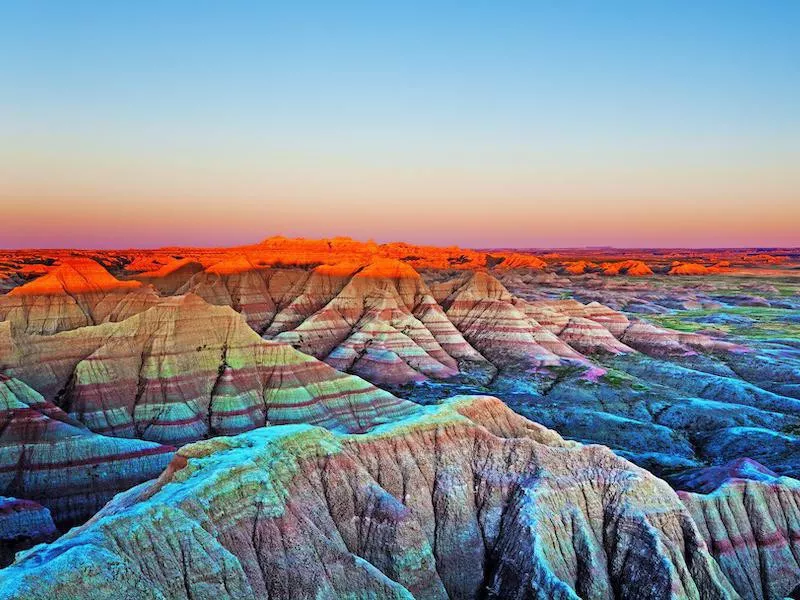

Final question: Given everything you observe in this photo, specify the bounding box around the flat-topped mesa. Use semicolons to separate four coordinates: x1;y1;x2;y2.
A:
274;259;491;386
677;460;800;600
0;258;159;335
0;374;173;526
0;395;749;600
49;294;414;445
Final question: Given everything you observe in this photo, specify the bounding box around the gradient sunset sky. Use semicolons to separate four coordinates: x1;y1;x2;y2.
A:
2;1;798;249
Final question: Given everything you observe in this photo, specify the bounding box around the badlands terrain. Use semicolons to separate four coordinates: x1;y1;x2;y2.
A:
1;237;800;599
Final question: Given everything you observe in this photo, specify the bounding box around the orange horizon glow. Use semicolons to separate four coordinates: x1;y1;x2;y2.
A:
3;3;798;250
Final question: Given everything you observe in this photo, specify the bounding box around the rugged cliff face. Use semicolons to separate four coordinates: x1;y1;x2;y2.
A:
6;396;792;600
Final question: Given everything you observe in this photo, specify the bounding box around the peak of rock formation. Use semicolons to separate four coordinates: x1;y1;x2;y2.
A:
274;259;491;386
600;259;654;276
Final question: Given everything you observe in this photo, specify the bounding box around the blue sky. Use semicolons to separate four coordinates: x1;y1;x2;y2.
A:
1;1;798;248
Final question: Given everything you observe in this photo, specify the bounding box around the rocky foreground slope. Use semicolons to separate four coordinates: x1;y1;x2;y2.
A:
2;396;799;599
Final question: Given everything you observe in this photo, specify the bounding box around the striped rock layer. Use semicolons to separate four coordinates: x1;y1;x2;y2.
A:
4;294;414;446
432;271;633;373
0;374;173;525
2;255;737;389
0;395;764;600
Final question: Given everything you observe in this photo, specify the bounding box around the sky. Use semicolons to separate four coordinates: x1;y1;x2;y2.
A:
1;1;798;249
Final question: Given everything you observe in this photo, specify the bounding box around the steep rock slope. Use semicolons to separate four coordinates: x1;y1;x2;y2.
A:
433;272;634;378
0;497;57;567
132;258;205;295
177;256;315;333
0;396;749;600
0;374;173;525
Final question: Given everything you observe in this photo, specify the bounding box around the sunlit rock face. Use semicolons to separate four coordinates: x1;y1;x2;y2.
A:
0;259;159;335
0;396;749;600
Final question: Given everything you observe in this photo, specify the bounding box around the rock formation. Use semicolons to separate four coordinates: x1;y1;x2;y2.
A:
132;258;205;295
600;260;654;276
0;396;762;600
0;258;158;334
678;460;800;600
3;295;415;446
273;259;491;386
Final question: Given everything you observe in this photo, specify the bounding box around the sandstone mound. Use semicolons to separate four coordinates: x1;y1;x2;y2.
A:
0;395;760;599
0;258;158;334
668;262;728;276
491;252;547;270
600;259;654;276
562;260;599;275
0;374;173;525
